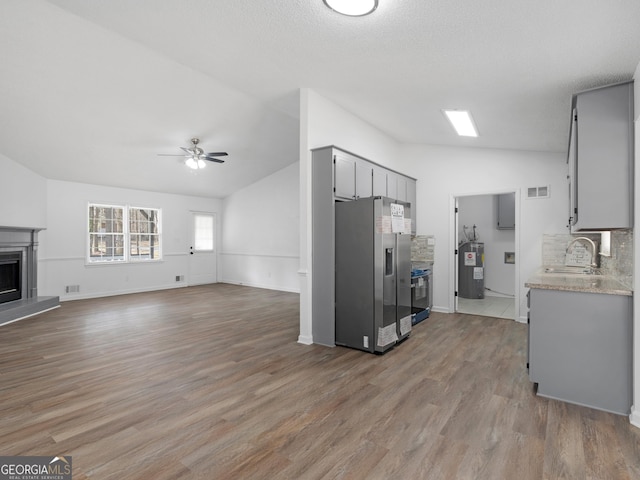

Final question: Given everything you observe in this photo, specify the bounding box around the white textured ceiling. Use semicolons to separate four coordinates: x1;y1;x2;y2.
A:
2;0;640;198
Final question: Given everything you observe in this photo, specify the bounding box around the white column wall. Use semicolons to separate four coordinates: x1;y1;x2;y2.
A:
299;88;402;344
631;63;640;428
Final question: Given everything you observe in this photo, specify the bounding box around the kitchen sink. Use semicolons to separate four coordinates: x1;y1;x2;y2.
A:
543;266;598;275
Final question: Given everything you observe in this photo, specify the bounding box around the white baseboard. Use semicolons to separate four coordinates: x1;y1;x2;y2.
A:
431;306;450;314
630;405;640;429
60;283;188;302
297;335;313;345
221;279;300;294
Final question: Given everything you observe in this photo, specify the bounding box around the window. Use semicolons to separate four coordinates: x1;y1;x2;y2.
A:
88;205;125;262
129;208;161;260
88;204;162;263
193;213;214;252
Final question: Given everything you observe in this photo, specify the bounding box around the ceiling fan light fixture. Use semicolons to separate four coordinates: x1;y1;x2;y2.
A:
185;157;205;170
323;0;378;16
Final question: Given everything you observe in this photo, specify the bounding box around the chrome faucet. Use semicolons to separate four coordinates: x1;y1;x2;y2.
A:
567;237;598;267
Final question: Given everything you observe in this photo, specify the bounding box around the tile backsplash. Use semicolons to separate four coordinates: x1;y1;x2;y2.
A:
542;230;633;289
411;235;435;264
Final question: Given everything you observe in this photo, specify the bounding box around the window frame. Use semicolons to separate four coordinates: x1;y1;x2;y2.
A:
87;203;163;264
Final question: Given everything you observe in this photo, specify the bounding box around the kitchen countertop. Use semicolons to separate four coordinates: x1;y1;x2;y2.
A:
525;270;633;296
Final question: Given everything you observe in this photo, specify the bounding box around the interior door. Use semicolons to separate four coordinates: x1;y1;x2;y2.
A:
188;212;217;285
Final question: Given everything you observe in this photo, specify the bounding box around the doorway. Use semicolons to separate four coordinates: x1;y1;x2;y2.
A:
188;211;217;286
453;192;519;320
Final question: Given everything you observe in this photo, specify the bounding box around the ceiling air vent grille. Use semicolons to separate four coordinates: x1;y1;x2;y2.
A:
527;185;550;199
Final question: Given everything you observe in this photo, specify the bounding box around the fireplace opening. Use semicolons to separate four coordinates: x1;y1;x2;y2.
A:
0;252;22;305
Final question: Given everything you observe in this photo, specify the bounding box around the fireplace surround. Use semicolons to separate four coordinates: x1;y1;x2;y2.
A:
0;226;59;325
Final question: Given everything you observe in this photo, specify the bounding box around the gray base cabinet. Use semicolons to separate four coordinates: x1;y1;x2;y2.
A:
528;288;632;415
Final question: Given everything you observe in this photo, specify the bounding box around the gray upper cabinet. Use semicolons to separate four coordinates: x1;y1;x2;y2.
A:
568;81;634;231
497;193;515;230
372;165;388;196
355;158;373;199
334;151;374;200
386;171;398;200
395;175;408;202
407;179;417;235
333;150;357;200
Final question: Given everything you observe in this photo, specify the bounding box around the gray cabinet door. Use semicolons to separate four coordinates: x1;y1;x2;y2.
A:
497;193;515;229
407;179;417;235
355;158;373;199
372;166;388;196
334;151;356;200
386;171;398;200
395;175;407;202
572;81;633;230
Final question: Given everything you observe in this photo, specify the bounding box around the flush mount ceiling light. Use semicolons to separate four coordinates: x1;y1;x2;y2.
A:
323;0;378;16
443;110;479;137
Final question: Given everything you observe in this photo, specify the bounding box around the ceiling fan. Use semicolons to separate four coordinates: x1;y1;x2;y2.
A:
159;137;228;169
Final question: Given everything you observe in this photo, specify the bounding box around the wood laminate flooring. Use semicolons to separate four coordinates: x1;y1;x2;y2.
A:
1;284;638;479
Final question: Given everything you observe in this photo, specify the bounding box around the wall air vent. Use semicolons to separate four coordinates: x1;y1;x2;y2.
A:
527;185;550;199
65;285;80;294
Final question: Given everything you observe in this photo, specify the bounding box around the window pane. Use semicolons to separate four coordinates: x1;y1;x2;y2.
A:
88;204;126;263
129;207;162;261
194;214;214;251
88;233;125;262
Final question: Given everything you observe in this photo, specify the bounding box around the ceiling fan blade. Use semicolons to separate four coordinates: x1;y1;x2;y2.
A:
180;146;195;154
205;157;225;163
157;153;187;157
206;152;228;157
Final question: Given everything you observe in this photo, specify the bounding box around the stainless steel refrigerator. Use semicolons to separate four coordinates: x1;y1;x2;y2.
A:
335;196;412;353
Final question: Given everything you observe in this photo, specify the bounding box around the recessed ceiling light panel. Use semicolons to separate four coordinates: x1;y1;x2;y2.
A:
323;0;378;16
443;110;479;137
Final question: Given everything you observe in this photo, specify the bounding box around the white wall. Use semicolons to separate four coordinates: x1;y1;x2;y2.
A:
40;179;221;300
0;154;47;229
220;162;300;292
631;63;640;428
396;144;568;321
299;88;401;344
458;194;516;297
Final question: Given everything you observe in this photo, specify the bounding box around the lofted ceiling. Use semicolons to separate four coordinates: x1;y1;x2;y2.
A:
2;1;640;198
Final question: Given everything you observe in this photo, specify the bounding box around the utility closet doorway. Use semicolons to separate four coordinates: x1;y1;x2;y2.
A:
454;192;518;320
